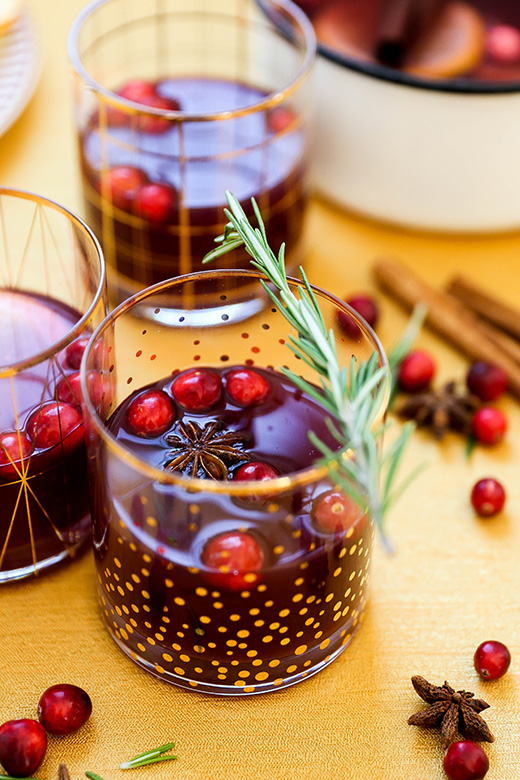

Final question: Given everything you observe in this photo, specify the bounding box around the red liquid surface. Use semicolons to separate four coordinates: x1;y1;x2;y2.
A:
94;366;371;693
0;290;90;577
80;77;307;294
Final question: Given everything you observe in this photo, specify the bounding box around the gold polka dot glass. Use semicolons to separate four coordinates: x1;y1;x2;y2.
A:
82;270;388;694
0;189;107;582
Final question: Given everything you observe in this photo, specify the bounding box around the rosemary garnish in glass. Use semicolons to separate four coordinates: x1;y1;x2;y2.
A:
205;192;419;548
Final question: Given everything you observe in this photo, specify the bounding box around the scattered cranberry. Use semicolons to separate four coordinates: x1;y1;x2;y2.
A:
312;490;363;534
337;294;379;339
474;640;511;680
0;431;32;478
225;368;271;406
171;369;222;412
398;349;436;393
486;24;520;64
134;182;176;224
126;389;175;437
100;166;148;211
202;531;264;591
137;94;180;134
63;336;89;370
234;461;279;482
268;105;296;134
466;362;508;402
0;719;47;777
472;407;508;446
38;683;92;735
57;371;83;406
470;478;506;517
443;741;489;780
26;401;83;450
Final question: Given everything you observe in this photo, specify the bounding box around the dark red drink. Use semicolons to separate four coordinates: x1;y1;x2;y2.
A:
92;365;371;694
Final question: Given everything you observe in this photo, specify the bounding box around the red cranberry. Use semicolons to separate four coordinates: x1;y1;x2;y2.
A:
137;94;180;134
398;349;436;392
470;478;506;517
337;294;379;339
126;389;175;437
118;78;156;103
202;531;264;591
486;24;520;64
225;368;271;406
0;718;47;777
57;371;83;406
466;362;508;402
472;407;508;445
474;640;511;680
134;182;176;224
234;461;279;482
443;741;489;780
38;683;92;735
26;401;83;450
312;490;363;534
63;336;89;370
100;166;148;211
0;431;32;478
171;369;222;412
267;105;296;134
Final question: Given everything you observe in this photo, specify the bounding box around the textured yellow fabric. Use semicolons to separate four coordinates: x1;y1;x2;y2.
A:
1;1;520;778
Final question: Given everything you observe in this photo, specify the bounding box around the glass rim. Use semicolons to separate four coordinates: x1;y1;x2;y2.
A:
80;268;389;496
0;187;106;378
67;0;316;122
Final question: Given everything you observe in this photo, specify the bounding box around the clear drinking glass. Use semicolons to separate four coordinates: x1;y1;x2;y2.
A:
81;269;388;694
0;189;107;582
68;0;315;319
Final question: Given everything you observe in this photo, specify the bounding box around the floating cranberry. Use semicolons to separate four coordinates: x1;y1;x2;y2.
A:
137;94;180;134
486;24;520;64
0;718;47;777
0;431;32;479
118;78;156;103
470;478;506;517
26;401;83;450
202;531;264;591
126;389;175;437
57;371;83;406
134;182;176;224
337;294;379;339
472;407;508;445
171;369;222;412
474;640;511;681
398;349;436;393
312;490;363;534
38;683;92;735
225;368;270;406
100;166;148;211
268;105;296;134
466;361;508;402
443;741;489;780
234;461;279;482
63;336;89;370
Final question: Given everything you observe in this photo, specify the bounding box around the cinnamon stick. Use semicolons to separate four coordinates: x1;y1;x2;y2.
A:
374;258;520;399
447;275;520;343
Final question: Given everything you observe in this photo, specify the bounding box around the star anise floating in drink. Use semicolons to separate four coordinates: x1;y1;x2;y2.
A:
164;420;250;479
408;675;494;749
397;381;479;440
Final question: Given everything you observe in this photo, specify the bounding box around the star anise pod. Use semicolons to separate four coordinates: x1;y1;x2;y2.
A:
164;420;250;480
397;381;479;440
408;675;494;749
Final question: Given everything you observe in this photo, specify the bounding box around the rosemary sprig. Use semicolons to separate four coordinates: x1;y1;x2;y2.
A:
120;741;177;769
204;191;418;547
85;773;106;780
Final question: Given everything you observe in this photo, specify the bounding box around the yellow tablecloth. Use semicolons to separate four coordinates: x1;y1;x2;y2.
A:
1;2;520;778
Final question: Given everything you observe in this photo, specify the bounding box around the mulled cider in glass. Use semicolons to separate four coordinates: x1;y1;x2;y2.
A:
68;0;315;316
0;189;107;582
82;269;388;694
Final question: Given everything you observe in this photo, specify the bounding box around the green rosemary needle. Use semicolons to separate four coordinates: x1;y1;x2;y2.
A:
204;191;420;546
85;773;106;780
120;741;177;769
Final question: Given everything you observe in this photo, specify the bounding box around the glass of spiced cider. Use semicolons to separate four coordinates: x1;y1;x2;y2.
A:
81;269;389;694
0;189;107;582
68;0;315;319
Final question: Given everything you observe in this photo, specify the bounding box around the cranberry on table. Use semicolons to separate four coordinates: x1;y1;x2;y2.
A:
397;349;436;392
312;490;363;534
100;166;148;211
466;361;508;402
63;335;89;370
0;718;47;777
472;407;508;445
0;431;32;478
225;368;271;406
443;740;489;780
202;531;264;591
474;640;511;681
470;478;506;517
134;182;176;224
234;461;279;482
26;401;83;450
38;683;92;735
171;369;222;412
126;389;175;437
337;294;379;339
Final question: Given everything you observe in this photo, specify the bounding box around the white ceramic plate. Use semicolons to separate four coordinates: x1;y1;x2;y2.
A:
0;4;40;138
